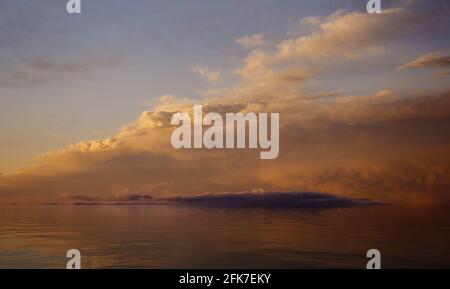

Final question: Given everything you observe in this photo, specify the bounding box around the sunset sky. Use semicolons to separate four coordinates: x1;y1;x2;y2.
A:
1;0;450;206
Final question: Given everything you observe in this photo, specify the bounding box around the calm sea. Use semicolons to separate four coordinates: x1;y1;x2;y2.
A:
1;204;450;268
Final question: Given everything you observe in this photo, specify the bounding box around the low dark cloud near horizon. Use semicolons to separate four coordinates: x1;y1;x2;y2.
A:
48;191;380;210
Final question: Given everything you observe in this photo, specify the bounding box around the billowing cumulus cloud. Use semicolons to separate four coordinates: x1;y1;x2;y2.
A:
2;86;449;206
1;4;450;207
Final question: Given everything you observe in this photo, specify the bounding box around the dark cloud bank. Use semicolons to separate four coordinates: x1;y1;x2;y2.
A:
51;192;382;210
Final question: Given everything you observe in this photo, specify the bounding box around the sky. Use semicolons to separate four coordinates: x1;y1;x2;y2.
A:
1;0;450;206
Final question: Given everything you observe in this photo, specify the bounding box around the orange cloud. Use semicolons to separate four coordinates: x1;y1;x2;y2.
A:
399;51;450;70
1;7;450;207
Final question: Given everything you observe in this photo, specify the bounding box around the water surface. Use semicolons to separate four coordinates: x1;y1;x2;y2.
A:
1;205;450;268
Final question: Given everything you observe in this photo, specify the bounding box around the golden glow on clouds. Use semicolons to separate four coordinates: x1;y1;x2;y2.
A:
1;7;449;206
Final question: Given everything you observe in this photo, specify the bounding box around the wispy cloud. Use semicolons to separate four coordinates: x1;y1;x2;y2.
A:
398;51;450;77
192;66;222;83
0;55;125;86
235;34;266;49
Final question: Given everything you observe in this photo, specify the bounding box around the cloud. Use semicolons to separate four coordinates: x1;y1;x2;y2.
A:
235;34;266;49
236;5;450;84
49;191;380;209
0;55;125;86
299;16;322;27
235;8;414;83
398;51;450;77
192;66;222;83
398;51;450;78
1;3;450;207
56;192;154;205
161;192;380;209
2;88;449;206
435;70;450;78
